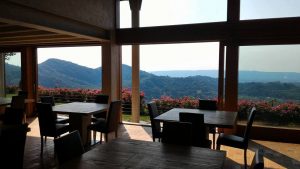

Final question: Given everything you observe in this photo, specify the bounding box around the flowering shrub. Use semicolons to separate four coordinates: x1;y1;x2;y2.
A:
38;86;145;104
153;96;198;113
238;99;300;125
38;87;300;126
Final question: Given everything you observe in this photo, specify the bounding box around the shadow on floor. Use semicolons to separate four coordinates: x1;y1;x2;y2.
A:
249;140;300;169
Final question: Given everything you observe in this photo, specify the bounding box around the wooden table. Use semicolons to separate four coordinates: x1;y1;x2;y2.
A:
0;97;11;106
155;108;237;128
60;139;226;169
52;102;108;145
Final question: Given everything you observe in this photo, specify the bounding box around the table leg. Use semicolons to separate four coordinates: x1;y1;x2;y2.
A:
68;114;91;146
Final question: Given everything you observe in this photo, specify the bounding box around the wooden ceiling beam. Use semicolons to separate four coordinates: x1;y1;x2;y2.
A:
0;30;59;39
0;36;87;44
0;38;94;46
0;1;109;42
116;17;300;45
116;22;230;45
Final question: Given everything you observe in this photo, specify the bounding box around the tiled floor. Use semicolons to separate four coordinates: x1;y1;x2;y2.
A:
23;117;300;169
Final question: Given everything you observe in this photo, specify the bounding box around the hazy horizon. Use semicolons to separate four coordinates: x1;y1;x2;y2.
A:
5;58;300;75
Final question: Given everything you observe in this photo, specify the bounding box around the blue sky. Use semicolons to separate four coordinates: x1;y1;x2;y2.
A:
7;0;300;73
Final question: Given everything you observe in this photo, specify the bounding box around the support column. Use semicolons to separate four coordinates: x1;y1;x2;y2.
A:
21;47;37;117
0;54;5;97
218;42;225;110
102;41;121;102
129;0;142;123
224;0;240;111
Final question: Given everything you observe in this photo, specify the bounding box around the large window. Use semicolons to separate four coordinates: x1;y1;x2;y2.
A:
120;0;227;28
238;45;300;129
0;52;21;97
37;46;102;103
140;42;219;101
240;0;300;20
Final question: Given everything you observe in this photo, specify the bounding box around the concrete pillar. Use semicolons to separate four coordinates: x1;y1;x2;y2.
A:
129;0;142;123
0;54;5;97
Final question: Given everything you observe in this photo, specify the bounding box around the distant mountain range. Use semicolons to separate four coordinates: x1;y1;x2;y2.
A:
151;70;300;83
5;59;300;101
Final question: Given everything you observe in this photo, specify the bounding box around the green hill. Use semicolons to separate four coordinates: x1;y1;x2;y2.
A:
5;59;300;101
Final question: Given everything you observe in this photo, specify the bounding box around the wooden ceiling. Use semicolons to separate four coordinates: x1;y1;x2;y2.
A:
0;21;102;47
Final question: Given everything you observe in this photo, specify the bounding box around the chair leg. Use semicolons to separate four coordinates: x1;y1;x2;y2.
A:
212;132;216;149
244;149;247;169
40;136;43;155
100;133;103;144
86;129;90;146
93;131;96;143
216;142;221;150
115;131;118;138
105;133;108;143
211;127;216;149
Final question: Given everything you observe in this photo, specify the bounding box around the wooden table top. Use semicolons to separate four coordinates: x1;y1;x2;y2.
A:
60;139;226;169
52;102;108;115
155;108;238;128
0;97;11;106
0;97;35;106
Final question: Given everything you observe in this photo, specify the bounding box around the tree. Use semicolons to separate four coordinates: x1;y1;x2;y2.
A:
0;52;15;60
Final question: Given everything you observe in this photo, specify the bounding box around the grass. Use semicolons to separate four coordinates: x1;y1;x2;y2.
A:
122;114;150;123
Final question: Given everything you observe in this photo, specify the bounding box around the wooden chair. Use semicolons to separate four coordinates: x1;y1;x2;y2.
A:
0;123;28;169
54;130;85;165
10;95;26;123
162;121;192;146
36;103;70;154
147;102;162;142
40;96;69;124
179;112;211;148
2;107;24;125
217;107;257;169
198;99;218;149
87;100;121;144
18;90;28;98
92;94;109;121
11;95;25;110
91;95;109;142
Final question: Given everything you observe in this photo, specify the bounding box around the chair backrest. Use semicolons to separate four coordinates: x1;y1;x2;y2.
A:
54;130;84;165
40;96;55;106
18;91;28;98
11;95;25;110
3;107;24;125
162;121;192;146
147;102;161;138
250;149;264;169
106;100;121;132
198;99;217;110
179;112;209;147
244;107;257;143
0;123;28;169
95;94;109;104
36;103;57;136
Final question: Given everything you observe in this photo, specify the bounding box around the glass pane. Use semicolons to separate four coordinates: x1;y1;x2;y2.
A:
119;0;227;28
37;46;102;103
120;1;131;28
238;45;300;129
140;42;219;101
2;52;22;97
241;0;300;20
